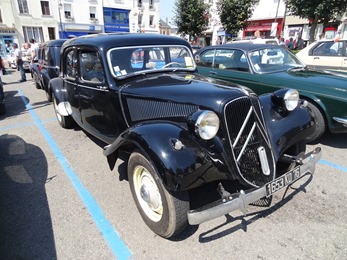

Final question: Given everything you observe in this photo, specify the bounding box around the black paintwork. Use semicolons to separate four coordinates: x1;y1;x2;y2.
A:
32;39;66;98
50;33;316;192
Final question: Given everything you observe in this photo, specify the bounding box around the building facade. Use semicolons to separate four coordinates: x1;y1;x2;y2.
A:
0;0;160;57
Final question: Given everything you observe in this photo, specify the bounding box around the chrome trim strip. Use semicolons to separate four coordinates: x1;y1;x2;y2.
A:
333;117;347;127
236;122;256;162
233;107;253;147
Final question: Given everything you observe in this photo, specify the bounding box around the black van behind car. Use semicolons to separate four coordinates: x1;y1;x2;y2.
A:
32;39;66;101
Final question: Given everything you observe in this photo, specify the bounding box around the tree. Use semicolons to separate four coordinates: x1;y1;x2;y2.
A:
217;0;260;37
173;0;210;38
286;0;347;43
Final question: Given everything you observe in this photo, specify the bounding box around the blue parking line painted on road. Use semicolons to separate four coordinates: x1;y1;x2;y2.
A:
0;118;57;132
18;89;133;260
319;159;347;173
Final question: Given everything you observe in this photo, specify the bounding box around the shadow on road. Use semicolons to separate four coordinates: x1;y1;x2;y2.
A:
0;134;56;259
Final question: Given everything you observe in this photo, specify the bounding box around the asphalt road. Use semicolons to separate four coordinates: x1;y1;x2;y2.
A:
1;69;347;260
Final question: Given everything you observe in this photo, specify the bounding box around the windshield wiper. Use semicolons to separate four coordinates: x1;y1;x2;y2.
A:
287;66;306;72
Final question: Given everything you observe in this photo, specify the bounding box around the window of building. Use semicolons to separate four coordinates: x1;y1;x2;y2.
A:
89;6;96;19
149;0;154;8
18;0;29;14
40;0;50;15
138;0;142;8
104;8;128;24
138;14;142;25
22;26;44;43
64;4;72;19
0;9;3;23
149;15;154;27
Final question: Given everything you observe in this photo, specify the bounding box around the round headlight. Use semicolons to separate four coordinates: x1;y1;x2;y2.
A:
195;111;220;140
284;89;299;111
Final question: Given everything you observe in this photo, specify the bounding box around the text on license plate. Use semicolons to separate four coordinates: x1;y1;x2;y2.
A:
265;167;301;197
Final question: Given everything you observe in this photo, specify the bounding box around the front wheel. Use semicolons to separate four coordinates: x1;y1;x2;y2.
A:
305;101;326;143
52;93;74;129
128;152;189;238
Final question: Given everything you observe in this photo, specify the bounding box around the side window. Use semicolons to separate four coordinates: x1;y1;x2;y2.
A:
312;42;340;56
80;51;105;83
215;49;236;69
66;50;77;78
196;49;215;67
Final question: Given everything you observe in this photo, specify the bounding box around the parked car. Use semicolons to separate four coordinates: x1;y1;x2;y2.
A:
7;51;17;69
32;39;66;101
50;33;321;238
296;39;347;71
195;43;347;142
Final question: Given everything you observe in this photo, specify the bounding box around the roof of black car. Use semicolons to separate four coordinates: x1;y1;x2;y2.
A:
62;33;191;50
42;39;67;47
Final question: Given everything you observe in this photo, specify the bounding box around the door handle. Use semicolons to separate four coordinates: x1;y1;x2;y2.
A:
209;71;217;75
314;57;320;60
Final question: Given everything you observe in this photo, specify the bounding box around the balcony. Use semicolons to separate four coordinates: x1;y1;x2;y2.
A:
65;16;74;21
90;18;98;23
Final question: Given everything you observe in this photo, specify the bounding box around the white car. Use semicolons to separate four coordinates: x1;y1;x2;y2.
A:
296;39;347;71
7;51;17;69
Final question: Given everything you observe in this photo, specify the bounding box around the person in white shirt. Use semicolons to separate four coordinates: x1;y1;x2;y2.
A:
13;43;26;82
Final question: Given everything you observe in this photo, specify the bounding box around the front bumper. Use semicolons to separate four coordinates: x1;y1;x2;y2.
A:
187;147;322;225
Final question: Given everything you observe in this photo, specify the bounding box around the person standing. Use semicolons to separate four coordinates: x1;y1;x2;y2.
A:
13;43;26;82
29;38;39;63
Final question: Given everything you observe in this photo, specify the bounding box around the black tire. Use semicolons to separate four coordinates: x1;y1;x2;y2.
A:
45;88;52;102
305;101;326;143
0;102;5;114
128;152;189;238
52;93;74;129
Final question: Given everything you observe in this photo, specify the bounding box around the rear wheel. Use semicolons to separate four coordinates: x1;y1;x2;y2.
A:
305;101;326;143
128;152;189;238
52;93;74;129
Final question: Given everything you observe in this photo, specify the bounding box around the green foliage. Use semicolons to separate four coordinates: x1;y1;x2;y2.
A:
217;0;260;36
286;0;347;42
173;0;210;37
286;0;347;23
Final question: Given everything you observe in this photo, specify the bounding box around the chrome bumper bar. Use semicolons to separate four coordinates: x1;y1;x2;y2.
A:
333;117;347;127
187;147;322;225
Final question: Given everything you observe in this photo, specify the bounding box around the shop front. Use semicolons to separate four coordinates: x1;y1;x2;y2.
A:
0;28;17;57
244;18;283;38
59;24;103;39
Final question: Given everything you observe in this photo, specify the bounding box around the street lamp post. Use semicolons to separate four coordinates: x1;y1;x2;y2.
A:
58;0;64;38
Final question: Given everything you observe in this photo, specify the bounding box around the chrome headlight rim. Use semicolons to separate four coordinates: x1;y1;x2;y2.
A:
283;89;299;111
195;110;220;140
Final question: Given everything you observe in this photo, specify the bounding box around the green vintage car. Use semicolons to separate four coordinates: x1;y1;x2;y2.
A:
194;43;347;142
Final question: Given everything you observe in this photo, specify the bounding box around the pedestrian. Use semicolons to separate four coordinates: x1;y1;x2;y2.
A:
29;38;39;63
13;43;26;82
279;37;286;45
319;33;325;40
295;35;304;50
287;38;294;50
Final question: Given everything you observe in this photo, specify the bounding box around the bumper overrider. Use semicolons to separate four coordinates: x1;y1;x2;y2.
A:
187;147;322;225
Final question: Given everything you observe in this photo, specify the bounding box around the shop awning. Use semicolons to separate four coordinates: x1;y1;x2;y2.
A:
245;25;272;32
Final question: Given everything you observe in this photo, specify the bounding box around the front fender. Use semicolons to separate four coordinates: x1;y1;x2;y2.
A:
103;122;228;191
259;93;315;160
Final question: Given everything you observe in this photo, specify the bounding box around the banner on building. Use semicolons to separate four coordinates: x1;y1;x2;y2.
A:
271;22;278;37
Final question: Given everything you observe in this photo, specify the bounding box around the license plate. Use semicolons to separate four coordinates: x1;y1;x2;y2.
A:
265;166;301;197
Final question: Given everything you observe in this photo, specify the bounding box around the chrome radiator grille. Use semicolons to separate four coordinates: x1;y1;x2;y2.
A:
224;96;275;187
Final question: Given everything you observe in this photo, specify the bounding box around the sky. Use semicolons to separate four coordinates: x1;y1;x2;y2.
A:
160;0;175;25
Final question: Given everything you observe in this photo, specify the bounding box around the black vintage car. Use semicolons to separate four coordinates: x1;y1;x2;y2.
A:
32;39;66;101
50;33;322;238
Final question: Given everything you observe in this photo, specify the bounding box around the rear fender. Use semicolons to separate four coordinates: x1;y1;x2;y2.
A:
50;78;71;116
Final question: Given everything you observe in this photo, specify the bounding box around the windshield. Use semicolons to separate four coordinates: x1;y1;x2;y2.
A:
107;45;196;79
248;47;305;73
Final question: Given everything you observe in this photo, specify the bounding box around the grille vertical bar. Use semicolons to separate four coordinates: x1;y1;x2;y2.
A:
224;96;275;187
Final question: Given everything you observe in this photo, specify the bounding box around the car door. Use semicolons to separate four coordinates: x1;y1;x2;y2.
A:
77;48;118;142
308;41;346;71
62;48;81;123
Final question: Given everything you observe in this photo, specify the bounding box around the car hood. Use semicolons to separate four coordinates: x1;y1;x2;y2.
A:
119;73;254;119
265;68;347;95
